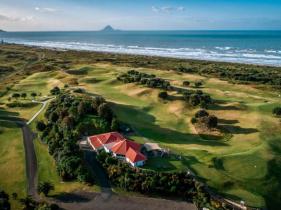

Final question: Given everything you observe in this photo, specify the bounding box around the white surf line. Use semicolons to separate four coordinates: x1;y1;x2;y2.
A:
27;98;52;125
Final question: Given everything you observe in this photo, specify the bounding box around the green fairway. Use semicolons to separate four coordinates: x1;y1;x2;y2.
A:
0;44;281;209
0;120;26;209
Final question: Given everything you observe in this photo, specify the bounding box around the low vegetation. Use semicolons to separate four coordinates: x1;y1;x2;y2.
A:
117;70;171;90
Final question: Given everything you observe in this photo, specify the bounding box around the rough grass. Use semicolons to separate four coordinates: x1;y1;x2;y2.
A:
0;121;26;209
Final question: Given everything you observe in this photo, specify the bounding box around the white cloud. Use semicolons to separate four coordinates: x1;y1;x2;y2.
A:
0;14;11;21
35;7;58;13
0;13;34;22
152;6;185;14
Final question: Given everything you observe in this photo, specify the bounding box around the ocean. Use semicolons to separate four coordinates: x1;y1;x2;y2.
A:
1;30;281;66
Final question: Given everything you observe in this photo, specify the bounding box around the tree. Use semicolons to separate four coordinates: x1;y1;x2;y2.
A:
77;102;86;117
98;103;113;121
50;87;60;95
204;115;218;128
50;112;59;123
189;94;200;106
183;81;190;87
194;81;203;88
21;93;27;100
37;182;54;196
36;121;46;132
272;107;281;117
191;117;197;124
158;91;168;100
92;96;105;111
195;109;209;118
31;92;37;99
12;93;20;100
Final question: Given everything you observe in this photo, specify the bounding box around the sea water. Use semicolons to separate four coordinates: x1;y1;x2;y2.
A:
1;30;281;66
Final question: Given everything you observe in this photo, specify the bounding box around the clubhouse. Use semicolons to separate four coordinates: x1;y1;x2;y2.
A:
87;132;147;167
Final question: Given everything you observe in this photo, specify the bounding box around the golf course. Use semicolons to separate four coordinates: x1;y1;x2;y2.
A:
0;44;281;209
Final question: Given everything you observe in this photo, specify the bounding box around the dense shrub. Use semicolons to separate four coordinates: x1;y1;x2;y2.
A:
194;81;203;88
118;70;171;90
0;189;10;210
183;91;212;108
272;107;281;117
41;93;117;181
50;86;61;95
36;121;46;132
191;117;197;124
183;81;190;86
158;91;168;99
195;109;209;118
202;115;218;128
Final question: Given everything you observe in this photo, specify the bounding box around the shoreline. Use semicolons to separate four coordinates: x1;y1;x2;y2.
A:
4;42;281;68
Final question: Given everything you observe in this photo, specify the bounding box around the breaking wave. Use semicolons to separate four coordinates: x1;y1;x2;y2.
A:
5;39;281;66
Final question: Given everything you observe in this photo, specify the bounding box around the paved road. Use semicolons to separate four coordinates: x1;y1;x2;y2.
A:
19;122;39;199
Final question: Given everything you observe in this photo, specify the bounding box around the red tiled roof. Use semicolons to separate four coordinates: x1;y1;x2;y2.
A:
88;132;124;150
98;132;125;144
126;147;147;163
111;140;141;156
89;136;103;149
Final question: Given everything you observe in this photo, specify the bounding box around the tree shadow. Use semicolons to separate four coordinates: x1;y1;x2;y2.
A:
219;125;258;134
0;107;20;117
219;119;239;124
0;107;24;128
208;103;244;111
110;102;229;147
143;157;178;171
50;192;91;203
167;95;184;101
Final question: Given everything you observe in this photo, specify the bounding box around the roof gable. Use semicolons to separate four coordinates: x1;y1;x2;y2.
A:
126;147;147;163
98;132;124;144
111;140;141;155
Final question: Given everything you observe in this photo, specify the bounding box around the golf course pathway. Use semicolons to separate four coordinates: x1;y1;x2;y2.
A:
27;98;53;125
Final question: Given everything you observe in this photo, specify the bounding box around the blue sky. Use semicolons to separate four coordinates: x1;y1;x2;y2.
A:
0;0;281;31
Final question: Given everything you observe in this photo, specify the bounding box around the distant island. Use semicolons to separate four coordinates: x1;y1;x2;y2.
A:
100;25;120;32
0;29;6;32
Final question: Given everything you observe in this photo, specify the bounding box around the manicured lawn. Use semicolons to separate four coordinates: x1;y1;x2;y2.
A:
142;156;189;172
0;121;26;210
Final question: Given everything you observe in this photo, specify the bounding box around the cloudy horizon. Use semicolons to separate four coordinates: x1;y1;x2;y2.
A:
0;0;281;31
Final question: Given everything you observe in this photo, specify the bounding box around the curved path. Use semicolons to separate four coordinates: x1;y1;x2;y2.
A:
27;99;52;125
